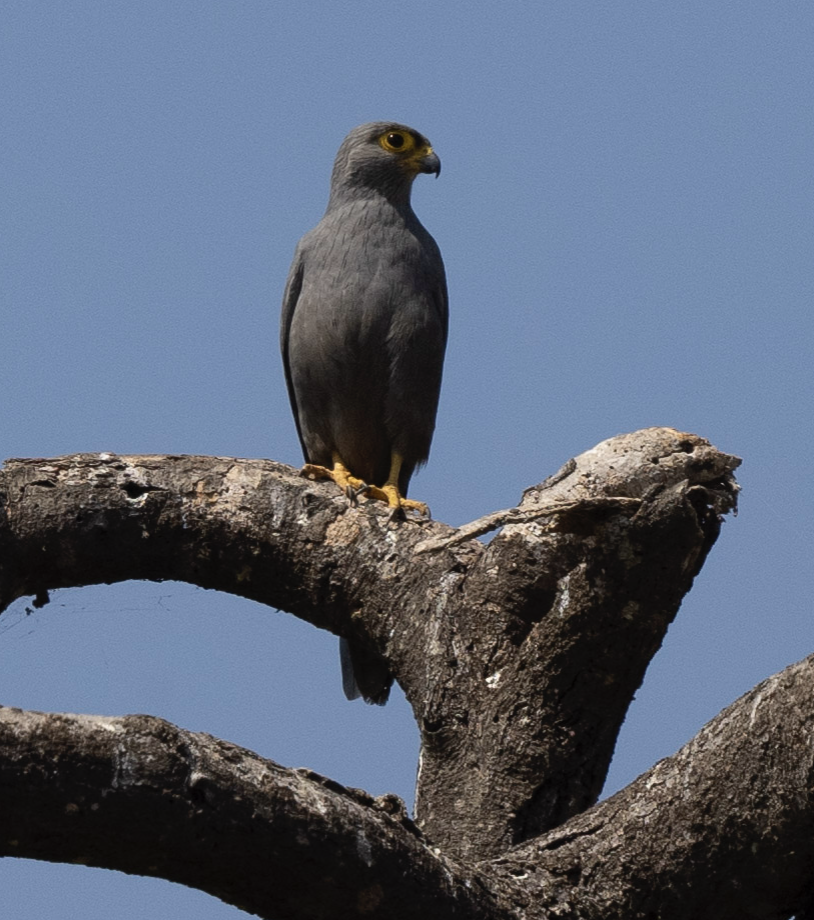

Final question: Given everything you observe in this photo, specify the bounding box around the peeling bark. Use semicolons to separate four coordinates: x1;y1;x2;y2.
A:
6;428;801;920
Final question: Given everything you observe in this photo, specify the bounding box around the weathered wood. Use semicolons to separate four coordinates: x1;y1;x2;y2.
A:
491;655;814;920
0;428;779;920
3;654;811;920
0;708;493;920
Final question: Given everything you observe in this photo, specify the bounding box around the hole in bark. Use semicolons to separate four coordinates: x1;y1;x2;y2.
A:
121;481;160;500
509;587;558;645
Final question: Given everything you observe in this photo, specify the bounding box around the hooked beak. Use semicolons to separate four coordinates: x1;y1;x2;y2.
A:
418;150;441;177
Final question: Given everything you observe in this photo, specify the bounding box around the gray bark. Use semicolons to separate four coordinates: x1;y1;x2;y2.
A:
1;427;797;920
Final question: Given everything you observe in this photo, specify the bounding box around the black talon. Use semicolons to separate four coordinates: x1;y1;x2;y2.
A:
345;481;369;506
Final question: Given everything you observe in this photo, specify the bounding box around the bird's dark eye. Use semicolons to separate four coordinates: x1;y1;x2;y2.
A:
387;133;404;148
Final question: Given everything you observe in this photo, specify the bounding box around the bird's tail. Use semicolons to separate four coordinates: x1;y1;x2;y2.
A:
339;636;391;705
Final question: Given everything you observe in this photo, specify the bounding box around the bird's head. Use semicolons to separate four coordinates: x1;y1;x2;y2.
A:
329;122;440;207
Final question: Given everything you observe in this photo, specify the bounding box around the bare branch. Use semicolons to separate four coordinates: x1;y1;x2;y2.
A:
0;706;495;920
410;428;740;858
0;452;455;634
0;428;743;878
491;654;814;919
4;651;811;919
414;496;642;554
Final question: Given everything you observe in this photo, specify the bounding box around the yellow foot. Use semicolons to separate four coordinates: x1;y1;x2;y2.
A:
301;462;368;503
301;453;430;519
365;483;430;519
301;465;428;516
376;451;431;519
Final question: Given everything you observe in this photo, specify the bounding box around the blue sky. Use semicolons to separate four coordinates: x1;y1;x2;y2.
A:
2;3;813;916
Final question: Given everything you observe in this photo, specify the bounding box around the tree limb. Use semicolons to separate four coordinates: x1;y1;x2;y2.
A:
0;427;750;913
0;451;456;635
489;653;814;920
0;706;494;920
3;653;812;919
410;428;740;858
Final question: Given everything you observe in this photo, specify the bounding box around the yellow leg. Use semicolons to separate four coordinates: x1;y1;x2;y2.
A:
367;452;429;518
301;451;429;518
301;454;369;501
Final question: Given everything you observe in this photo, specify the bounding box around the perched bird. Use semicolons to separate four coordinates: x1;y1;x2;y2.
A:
280;122;448;703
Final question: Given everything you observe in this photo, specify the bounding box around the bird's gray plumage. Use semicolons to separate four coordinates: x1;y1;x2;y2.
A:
280;122;447;704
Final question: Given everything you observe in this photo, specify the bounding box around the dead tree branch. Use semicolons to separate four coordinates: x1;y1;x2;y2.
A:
0;427;761;919
490;654;814;919
0;707;493;920
3;653;811;920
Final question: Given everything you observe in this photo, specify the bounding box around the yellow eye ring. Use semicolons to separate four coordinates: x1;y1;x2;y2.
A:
378;130;416;154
